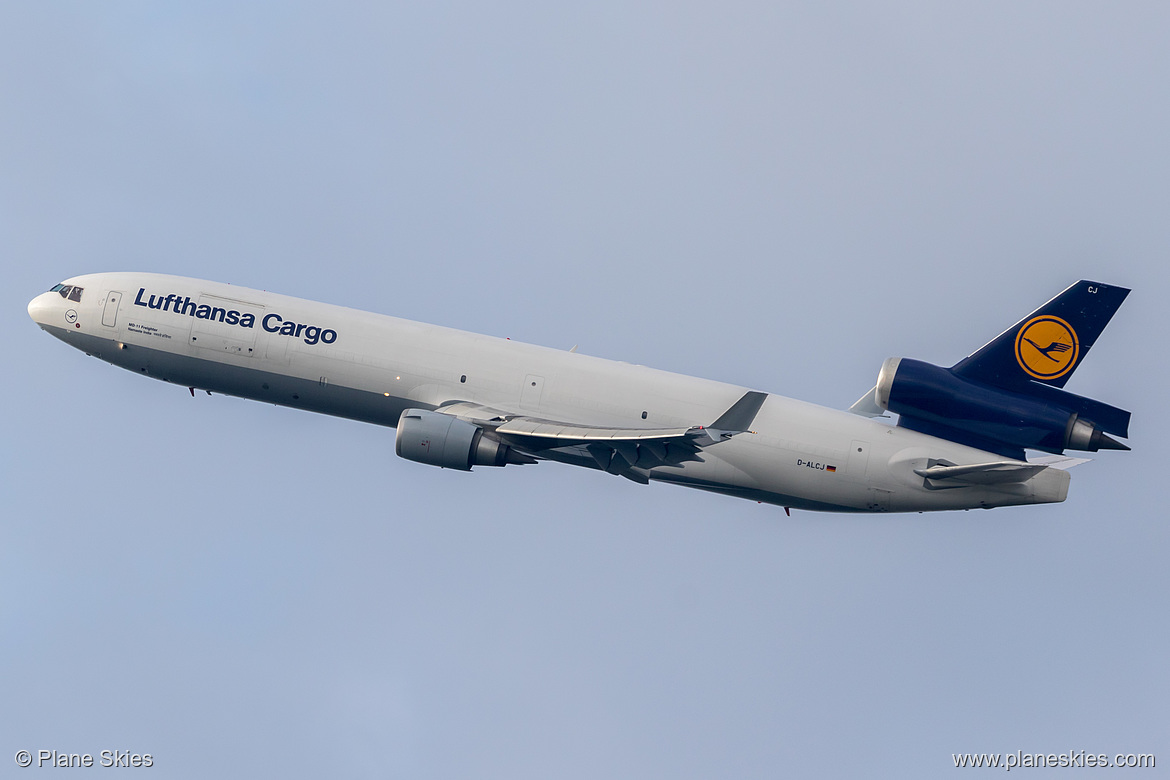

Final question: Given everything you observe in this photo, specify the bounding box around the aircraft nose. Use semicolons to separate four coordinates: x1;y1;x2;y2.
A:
28;292;53;326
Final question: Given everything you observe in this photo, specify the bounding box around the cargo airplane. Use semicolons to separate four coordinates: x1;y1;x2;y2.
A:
28;274;1130;513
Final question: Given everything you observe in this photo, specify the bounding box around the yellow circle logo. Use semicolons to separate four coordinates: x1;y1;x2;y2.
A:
1015;315;1079;380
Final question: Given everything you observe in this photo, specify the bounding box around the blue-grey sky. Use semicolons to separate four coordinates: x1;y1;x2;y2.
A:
3;3;1167;777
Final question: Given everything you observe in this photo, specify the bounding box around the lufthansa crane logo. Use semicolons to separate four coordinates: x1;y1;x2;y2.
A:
1015;315;1079;380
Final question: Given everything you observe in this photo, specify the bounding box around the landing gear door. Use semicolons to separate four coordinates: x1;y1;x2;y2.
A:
102;291;123;327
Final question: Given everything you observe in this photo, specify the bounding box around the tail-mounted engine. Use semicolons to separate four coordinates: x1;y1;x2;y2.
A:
873;357;1130;459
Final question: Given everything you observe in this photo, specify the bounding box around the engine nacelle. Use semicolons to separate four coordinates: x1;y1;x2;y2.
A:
395;408;520;470
874;357;1128;455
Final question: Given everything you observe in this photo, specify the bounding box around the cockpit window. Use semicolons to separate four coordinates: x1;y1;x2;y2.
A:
51;284;84;302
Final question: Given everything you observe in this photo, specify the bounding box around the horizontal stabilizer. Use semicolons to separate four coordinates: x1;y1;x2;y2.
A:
848;385;889;418
914;461;1048;485
1020;381;1130;438
1027;453;1091;470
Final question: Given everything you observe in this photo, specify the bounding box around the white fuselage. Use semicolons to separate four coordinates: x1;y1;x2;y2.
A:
28;273;1070;512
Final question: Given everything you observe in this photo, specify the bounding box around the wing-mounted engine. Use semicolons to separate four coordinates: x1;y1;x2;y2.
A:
395;409;536;470
396;391;768;483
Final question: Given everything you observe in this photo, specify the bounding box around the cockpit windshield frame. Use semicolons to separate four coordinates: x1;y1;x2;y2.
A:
50;284;83;302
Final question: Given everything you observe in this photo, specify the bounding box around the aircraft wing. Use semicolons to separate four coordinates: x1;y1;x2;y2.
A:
433;391;768;484
494;417;699;442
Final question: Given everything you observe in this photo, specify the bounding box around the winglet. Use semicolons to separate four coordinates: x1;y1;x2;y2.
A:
710;391;768;432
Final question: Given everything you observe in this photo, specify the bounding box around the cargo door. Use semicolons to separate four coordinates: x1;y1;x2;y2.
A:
188;294;264;357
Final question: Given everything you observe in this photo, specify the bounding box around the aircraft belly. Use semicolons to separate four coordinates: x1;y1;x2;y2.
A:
38;325;416;428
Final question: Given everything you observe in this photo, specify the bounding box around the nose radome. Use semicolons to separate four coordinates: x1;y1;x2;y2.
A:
28;292;53;326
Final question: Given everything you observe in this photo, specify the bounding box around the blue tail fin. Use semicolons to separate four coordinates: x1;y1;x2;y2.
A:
951;280;1130;390
881;280;1130;459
